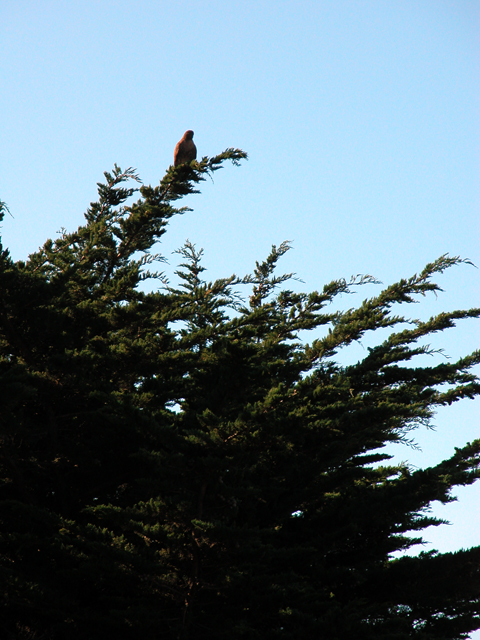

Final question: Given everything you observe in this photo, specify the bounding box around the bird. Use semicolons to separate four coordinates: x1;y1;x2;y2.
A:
174;130;197;166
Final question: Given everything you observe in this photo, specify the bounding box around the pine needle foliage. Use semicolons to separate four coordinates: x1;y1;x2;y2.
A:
1;150;480;639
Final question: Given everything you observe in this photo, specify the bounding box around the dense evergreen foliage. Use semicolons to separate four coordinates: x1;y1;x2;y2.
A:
1;154;479;639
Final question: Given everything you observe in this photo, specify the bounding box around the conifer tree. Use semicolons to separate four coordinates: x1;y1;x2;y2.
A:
0;156;479;639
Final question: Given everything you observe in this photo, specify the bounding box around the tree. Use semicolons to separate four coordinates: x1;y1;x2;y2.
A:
0;155;479;640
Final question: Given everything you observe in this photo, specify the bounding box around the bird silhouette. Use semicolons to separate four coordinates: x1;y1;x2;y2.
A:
174;130;197;166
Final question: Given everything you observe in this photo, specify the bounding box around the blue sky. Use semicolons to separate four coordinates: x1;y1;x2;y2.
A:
1;0;479;577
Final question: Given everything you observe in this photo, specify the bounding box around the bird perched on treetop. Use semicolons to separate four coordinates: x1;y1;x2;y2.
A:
174;130;197;166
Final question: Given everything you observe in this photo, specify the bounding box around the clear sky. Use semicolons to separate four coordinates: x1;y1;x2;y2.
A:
1;0;479;596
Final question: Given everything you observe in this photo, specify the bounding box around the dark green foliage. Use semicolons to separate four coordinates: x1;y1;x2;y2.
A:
1;151;480;639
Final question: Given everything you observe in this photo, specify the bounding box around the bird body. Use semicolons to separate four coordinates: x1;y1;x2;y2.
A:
174;130;197;166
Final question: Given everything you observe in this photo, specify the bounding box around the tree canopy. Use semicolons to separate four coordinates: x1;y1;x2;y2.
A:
1;153;479;639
